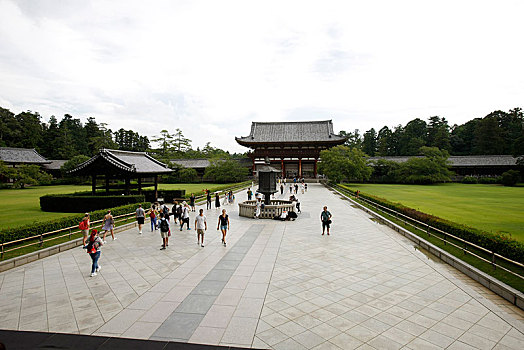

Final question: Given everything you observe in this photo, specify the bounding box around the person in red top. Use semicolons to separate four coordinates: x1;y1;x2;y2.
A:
80;213;90;246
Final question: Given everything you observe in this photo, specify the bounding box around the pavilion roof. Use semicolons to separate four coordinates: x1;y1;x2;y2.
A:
235;120;346;147
69;149;172;176
0;147;50;164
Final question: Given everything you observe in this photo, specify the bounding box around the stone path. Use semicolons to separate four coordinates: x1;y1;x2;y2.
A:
0;184;523;349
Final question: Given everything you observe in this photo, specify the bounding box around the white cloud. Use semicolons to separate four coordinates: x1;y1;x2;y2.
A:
1;0;523;153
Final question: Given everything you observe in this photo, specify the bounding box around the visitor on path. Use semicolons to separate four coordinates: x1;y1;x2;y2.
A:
136;204;145;234
180;202;191;231
321;206;332;235
255;198;262;219
174;201;182;224
300;183;305;194
305;183;308;192
159;212;170;250
294;183;299;194
295;197;301;213
85;229;103;277
215;193;221;209
195;209;207;247
217;209;230;246
190;193;196;212
289;184;293;194
206;192;212;210
228;191;235;204
150;206;158;231
247;187;253;200
102;210;115;243
162;204;170;223
222;192;229;206
280;184;284;195
80;213;90;246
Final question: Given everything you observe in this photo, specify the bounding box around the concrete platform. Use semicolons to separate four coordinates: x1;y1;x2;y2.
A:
0;184;523;349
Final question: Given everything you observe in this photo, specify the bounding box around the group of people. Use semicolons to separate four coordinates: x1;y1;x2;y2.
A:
80;210;115;277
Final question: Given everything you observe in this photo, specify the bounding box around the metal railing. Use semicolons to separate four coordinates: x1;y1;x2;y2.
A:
0;181;253;261
330;184;524;281
0;211;139;260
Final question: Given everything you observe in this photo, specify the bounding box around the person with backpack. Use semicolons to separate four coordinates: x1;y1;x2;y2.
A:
247;188;253;201
195;209;207;247
159;212;170;250
150;205;158;231
80;213;90;246
162;204;170;223
175;201;183;224
102;210;115;243
85;229;103;277
321;206;332;235
136;204;145;234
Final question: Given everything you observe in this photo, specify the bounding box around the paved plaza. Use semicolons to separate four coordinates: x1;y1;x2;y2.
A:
0;184;523;349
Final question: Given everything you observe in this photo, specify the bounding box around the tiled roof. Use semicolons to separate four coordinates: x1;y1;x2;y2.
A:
0;147;50;164
70;149;172;174
43;160;67;170
368;155;519;167
236;120;346;146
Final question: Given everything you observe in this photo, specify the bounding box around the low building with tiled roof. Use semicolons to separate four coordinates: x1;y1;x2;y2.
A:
0;147;50;166
236;120;347;178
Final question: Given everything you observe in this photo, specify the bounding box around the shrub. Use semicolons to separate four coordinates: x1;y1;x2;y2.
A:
478;176;501;184
501;170;521;187
40;194;145;212
462;176;478;184
338;185;524;263
0;202;151;243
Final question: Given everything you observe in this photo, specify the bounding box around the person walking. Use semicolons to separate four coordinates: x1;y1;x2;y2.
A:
206;192;212;210
180;202;191;231
159;212;170;250
85;229;103;277
295;197;301;213
174;201;182;224
102;210;115;243
215;193;221;210
190;193;196;212
247;188;253;201
80;213;90;246
289;184;293;194
150;205;158;231
321;206;332;235
136;204;145;234
254;198;262;219
217;209;230;246
280;184;284;195
195;209;207;247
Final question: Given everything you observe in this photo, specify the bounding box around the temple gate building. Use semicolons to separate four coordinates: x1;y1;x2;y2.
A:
235;120;346;178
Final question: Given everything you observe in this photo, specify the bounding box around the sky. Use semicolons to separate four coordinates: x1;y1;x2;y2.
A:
1;0;523;153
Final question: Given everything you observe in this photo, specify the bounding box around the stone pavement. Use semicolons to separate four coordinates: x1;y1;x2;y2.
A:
1;184;523;349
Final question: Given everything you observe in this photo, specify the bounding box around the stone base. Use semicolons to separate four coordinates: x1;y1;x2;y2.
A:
238;200;294;219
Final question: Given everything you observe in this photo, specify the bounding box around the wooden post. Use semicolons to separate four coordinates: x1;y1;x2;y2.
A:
91;174;96;194
125;177;130;195
154;175;158;200
105;175;110;193
281;159;284;178
138;177;142;195
299;158;302;178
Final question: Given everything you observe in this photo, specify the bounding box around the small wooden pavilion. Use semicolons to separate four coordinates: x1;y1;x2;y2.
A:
69;149;172;198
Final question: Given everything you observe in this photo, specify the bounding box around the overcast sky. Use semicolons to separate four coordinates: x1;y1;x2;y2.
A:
1;0;523;153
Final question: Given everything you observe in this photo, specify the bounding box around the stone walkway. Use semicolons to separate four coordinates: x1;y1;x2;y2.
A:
0;184;523;349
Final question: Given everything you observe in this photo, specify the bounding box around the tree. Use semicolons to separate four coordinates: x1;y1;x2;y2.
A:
204;159;248;183
340;129;362;149
318;145;373;183
362;128;377;156
178;168;199;183
369;159;400;183
473;115;503;154
399;118;427;155
8;164;53;188
173;128;192;153
376;126;393;156
151;130;175;158
501;170;521;187
61;155;90;181
394;147;453;184
427;116;451;151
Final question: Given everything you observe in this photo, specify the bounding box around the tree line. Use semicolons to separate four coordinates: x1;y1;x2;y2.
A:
341;107;524;157
0;106;244;161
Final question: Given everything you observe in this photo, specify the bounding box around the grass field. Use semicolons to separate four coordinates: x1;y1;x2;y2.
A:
0;182;248;230
342;183;524;242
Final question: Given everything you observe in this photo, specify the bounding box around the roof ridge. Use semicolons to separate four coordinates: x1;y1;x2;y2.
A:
252;120;332;125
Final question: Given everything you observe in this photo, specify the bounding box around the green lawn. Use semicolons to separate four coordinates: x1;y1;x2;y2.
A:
0;182;249;230
341;183;524;242
0;185;91;230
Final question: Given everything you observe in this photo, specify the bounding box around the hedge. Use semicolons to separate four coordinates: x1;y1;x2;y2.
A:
338;185;524;263
40;194;145;212
0;202;151;243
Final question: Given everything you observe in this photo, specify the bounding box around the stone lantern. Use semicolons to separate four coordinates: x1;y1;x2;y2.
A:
257;164;279;205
